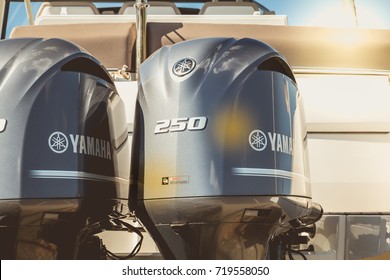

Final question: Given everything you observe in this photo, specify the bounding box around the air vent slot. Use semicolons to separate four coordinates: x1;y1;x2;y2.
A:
258;56;295;82
62;57;112;84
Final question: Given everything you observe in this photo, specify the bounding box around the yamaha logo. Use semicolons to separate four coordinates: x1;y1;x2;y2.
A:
172;58;196;77
249;130;267;151
48;131;112;160
249;129;294;155
48;131;69;153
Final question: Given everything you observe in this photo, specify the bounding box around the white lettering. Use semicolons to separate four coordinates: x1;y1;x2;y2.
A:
69;134;79;153
276;134;282;152
100;140;106;159
66;133;111;160
268;132;276;151
265;132;293;155
282;135;289;154
79;135;87;154
87;137;95;156
95;140;101;157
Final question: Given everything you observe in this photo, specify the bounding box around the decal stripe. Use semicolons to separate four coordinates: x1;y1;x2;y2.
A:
30;170;129;184
232;168;309;182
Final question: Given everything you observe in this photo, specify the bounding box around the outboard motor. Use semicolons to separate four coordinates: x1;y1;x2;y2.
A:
130;37;322;259
0;38;130;259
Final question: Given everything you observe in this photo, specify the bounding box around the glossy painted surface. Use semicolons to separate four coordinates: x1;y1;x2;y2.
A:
130;37;315;259
132;37;309;200
0;38;130;200
0;38;131;259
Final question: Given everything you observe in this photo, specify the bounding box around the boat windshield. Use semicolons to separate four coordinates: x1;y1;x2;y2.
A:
2;0;390;39
261;0;390;29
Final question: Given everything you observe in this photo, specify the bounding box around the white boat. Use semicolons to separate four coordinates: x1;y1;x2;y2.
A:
0;0;389;260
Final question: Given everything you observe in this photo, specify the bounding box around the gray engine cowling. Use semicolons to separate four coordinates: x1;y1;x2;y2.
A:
130;37;321;259
0;38;130;259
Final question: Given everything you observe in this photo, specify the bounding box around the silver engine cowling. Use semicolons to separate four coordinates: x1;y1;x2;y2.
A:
0;38;130;259
130;37;322;259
